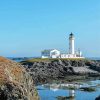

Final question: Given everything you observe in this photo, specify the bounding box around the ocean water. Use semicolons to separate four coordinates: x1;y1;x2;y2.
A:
8;57;33;62
87;57;100;60
8;57;100;62
37;80;100;100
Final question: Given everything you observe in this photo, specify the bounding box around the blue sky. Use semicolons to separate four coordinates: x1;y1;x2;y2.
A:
0;0;100;57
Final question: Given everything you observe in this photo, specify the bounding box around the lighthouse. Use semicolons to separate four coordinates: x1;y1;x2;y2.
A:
69;33;75;54
41;32;84;58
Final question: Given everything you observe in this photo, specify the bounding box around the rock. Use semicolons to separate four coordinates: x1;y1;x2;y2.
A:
57;96;75;100
80;87;96;92
21;59;100;84
86;60;100;72
0;57;39;100
72;66;98;75
95;95;100;100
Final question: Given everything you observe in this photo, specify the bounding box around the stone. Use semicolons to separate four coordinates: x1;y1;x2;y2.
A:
0;57;39;100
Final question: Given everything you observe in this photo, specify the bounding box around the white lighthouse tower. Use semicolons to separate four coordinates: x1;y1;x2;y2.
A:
69;33;75;55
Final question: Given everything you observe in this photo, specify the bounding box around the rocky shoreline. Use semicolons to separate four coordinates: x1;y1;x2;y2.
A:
0;57;100;100
21;58;100;84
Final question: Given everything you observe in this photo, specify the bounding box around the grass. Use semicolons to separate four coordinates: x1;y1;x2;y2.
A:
21;58;86;63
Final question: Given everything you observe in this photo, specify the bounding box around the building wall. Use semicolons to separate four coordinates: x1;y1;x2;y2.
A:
50;50;60;58
41;49;60;58
41;50;84;58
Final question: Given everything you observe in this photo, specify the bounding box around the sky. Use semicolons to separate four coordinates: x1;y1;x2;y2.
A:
0;0;100;57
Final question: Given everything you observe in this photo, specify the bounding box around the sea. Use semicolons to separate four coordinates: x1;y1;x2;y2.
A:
9;57;100;100
37;80;100;100
8;57;100;62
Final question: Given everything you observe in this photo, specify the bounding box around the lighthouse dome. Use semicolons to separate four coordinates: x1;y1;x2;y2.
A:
70;33;74;36
69;33;74;39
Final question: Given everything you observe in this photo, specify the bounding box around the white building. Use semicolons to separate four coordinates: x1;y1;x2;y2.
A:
41;49;60;58
41;33;84;58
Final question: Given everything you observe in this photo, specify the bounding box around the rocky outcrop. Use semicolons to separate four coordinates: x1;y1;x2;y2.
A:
21;59;100;84
95;95;100;100
86;60;100;72
0;57;39;100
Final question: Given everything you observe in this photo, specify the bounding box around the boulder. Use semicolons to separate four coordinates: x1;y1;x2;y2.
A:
0;57;39;100
95;95;100;100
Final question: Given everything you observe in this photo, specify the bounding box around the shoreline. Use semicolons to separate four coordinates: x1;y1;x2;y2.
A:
36;75;100;85
20;58;100;85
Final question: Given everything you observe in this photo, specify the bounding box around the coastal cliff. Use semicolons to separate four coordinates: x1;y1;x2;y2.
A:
21;58;100;84
0;57;39;100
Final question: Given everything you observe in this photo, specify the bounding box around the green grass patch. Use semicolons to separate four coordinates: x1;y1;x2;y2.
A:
21;58;86;63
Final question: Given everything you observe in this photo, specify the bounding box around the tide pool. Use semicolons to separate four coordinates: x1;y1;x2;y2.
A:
37;80;100;100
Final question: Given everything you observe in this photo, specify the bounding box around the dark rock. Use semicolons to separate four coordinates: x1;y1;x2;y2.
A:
86;60;100;72
21;59;100;84
95;95;100;100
